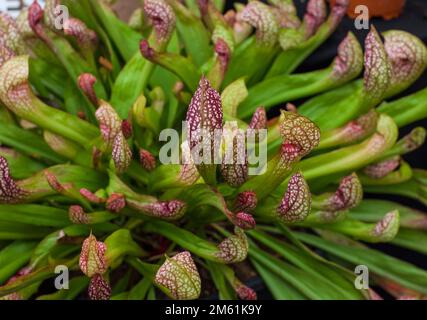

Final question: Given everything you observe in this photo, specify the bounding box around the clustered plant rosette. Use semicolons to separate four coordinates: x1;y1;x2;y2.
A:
0;0;426;300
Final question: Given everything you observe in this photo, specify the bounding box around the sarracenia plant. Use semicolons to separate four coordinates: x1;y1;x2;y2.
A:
0;0;427;301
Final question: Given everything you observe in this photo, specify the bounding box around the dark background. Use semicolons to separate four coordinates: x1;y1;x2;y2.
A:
223;0;427;298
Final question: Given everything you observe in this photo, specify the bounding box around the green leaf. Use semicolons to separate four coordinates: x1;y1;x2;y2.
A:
349;199;427;230
163;184;226;224
298;80;363;123
0;149;45;179
89;0;141;61
29;58;67;99
143;220;220;262
238;69;332;119
0;256;79;296
296;232;427;295
0;205;70;227
128;277;152;300
126;257;159;280
169;0;211;67
29;229;77;270
62;0;121;76
62;223;120;237
111;292;129;300
392;229;427;255
27;104;100;148
145;51;200;92
149;35;181;128
363;172;427;207
0;222;53;240
276;224;368;284
266;25;332;77
110;53;151;119
379;87;427;127
49;36;106;122
147;286;156;300
104;229;145;269
64;79;89;116
112;269;132;295
0;105;14;125
249;243;354;299
206;260;235;300
251;258;305;300
0;124;66;164
224;38;279;88
0;241;37;285
283;114;398;189
249;230;364;299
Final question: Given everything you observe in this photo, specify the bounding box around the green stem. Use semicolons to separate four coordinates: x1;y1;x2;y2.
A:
378;87;427;127
364;170;427;207
0;256;79;296
349;199;427;230
238;68;333;119
223;37;279;88
237;153;293;201
126;256;158;279
144;50;200;92
379;127;426;160
166;0;212;68
266;23;332;77
297;217;395;243
248;229;363;299
30;99;99;147
359;161;413;186
142;220;222;263
299;115;397;181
